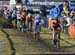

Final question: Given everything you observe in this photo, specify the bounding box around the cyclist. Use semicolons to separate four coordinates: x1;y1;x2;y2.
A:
12;10;17;29
50;18;61;48
17;10;21;30
49;5;62;48
21;10;27;32
26;13;33;31
34;14;44;40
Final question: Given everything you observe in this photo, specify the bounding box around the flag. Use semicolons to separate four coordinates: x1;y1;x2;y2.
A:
63;0;70;15
49;4;62;19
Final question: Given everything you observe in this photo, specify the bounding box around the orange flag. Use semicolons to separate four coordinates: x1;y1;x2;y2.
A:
68;25;75;39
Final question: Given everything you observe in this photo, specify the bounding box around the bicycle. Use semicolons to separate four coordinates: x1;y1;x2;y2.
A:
53;29;61;48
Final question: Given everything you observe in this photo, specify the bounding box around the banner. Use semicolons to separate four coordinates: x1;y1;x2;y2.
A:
49;4;62;19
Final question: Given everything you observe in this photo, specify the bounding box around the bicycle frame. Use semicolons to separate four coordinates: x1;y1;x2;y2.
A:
54;30;61;48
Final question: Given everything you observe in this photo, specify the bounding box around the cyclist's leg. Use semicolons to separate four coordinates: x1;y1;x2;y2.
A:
19;20;21;31
29;22;31;30
13;18;16;29
21;20;24;32
31;21;33;30
18;19;21;30
17;19;19;30
37;31;40;40
34;32;37;40
34;30;40;40
34;27;38;40
30;21;32;31
27;21;29;29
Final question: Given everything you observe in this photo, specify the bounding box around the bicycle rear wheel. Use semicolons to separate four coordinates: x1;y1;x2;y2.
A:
53;31;60;48
56;32;60;48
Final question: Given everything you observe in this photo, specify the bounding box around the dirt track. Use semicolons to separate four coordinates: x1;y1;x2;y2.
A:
0;18;75;55
1;28;75;55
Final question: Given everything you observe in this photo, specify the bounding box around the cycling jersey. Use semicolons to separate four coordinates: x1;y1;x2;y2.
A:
21;12;26;21
49;19;61;31
34;19;44;32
